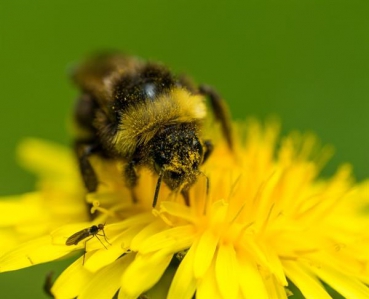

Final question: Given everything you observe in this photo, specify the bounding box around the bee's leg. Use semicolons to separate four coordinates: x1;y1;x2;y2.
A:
152;173;163;208
202;140;214;164
181;189;190;206
75;141;100;192
74;94;98;132
202;140;212;197
124;160;139;203
199;85;233;151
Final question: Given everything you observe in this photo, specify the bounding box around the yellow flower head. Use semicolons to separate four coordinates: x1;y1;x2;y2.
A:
1;120;369;299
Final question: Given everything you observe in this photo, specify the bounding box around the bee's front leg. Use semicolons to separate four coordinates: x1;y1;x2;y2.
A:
75;141;100;192
199;84;233;151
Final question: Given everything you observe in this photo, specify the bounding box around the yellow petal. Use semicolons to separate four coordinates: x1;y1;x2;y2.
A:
263;275;289;299
283;261;330;299
138;225;196;254
79;254;134;299
51;258;92;299
312;263;369;298
215;243;239;299
167;245;197;299
238;254;269;299
17;138;76;177
83;232;132;273
108;213;154;232
193;230;218;278
260;242;288;286
0;229;18;254
0;193;44;226
130;219;167;251
120;251;172;298
160;201;197;223
0;236;72;272
196;261;222;299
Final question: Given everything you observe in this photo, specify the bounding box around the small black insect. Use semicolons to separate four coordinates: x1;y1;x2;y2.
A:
65;223;110;264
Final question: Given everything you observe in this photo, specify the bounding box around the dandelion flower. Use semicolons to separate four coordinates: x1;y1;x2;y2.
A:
1;120;369;299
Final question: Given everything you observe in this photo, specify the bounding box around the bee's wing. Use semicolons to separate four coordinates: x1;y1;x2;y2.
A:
72;52;142;107
65;229;90;246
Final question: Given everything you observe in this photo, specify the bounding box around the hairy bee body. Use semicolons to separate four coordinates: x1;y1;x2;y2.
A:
73;53;232;206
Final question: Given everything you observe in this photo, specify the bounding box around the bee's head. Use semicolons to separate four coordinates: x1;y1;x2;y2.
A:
151;124;204;191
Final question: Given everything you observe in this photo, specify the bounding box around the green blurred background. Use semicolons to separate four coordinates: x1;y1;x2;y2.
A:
0;1;368;298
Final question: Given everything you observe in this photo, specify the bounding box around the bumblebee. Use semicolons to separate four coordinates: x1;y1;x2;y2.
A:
73;53;233;207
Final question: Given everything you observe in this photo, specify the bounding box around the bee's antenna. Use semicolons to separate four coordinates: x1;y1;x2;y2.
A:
199;171;210;196
153;173;163;207
198;172;210;214
181;189;190;206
